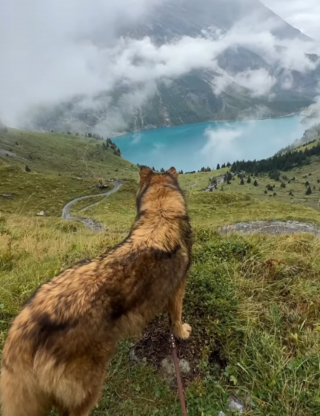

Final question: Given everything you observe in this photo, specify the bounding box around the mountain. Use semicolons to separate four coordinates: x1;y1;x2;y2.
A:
29;0;319;135
118;0;310;42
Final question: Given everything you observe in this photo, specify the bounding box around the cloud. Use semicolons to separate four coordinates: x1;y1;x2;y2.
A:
262;0;320;40
213;68;276;97
0;0;320;131
200;125;246;165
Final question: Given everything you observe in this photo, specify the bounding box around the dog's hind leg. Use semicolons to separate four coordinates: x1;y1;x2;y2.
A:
0;368;51;416
66;383;104;416
167;280;192;340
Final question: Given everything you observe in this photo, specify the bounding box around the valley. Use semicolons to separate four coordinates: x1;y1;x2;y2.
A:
1;129;320;415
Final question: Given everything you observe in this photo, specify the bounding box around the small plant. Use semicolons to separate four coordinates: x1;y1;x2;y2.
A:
25;165;31;172
269;170;280;181
280;182;286;188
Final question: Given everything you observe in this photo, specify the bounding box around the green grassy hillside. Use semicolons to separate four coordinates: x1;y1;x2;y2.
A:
1;129;320;415
0;129;138;215
179;156;320;212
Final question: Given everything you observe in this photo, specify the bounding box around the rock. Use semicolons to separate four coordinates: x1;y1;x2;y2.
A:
218;412;227;416
227;395;244;413
129;348;143;365
179;359;191;374
161;357;175;377
37;211;46;216
160;356;191;385
245;393;253;406
0;194;14;198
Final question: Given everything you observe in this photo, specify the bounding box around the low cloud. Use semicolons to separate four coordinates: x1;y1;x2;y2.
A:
200;125;247;166
213;68;276;97
200;116;305;167
0;0;320;131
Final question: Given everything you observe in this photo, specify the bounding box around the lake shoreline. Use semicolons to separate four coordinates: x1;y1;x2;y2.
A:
112;112;300;139
113;116;305;172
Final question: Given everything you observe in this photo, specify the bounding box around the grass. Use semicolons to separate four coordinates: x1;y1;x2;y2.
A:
1;129;320;415
179;156;320;212
0;129;139;216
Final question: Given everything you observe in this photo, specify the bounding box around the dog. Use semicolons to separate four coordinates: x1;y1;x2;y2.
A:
0;166;192;416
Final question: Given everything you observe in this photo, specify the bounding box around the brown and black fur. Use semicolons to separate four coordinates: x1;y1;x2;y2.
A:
0;166;192;416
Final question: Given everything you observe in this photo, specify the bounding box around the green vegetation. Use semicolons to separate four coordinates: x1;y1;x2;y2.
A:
0;128;138;215
230;141;320;174
1;129;320;415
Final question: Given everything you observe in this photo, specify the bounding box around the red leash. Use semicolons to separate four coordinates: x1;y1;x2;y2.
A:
170;334;188;416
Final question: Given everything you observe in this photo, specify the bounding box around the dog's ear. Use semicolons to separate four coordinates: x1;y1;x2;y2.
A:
166;167;178;179
139;166;154;185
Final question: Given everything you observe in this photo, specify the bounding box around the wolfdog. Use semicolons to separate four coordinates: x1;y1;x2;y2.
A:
0;166;192;416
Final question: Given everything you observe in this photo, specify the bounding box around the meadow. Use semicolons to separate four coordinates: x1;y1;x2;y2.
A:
1;129;320;415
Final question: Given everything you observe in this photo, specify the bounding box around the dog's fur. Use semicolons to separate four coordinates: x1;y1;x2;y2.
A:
0;166;192;416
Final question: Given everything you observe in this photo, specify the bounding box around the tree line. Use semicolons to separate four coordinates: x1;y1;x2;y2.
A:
229;143;320;175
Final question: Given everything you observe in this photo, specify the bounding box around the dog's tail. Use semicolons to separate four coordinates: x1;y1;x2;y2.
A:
0;366;50;416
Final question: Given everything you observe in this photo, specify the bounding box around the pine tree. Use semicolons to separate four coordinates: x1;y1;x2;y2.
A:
216;164;220;170
280;182;286;188
240;178;244;185
247;176;251;184
306;186;312;195
25;165;31;172
254;180;258;186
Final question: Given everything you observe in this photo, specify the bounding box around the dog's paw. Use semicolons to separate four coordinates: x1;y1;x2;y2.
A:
179;323;192;340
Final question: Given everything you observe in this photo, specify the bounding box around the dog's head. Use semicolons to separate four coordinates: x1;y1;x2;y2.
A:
136;166;186;214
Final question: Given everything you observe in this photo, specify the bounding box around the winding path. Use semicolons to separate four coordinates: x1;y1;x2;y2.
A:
61;180;121;232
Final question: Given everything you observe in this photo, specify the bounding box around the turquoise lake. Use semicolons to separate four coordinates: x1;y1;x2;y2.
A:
113;117;304;172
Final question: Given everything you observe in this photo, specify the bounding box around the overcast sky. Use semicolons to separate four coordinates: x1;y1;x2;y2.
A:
262;0;320;40
1;0;319;131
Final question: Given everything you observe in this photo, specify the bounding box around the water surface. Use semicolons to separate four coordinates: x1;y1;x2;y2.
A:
114;117;304;172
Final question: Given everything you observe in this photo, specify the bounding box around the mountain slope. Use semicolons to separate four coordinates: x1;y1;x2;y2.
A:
29;0;319;135
0;129;138;215
120;0;310;42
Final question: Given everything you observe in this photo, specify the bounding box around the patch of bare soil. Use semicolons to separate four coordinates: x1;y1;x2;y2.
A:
132;315;226;385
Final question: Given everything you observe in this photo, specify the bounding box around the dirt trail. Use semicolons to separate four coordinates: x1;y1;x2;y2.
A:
61;180;121;232
220;220;320;238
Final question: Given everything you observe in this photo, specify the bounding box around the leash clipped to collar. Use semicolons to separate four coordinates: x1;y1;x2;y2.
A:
170;333;188;416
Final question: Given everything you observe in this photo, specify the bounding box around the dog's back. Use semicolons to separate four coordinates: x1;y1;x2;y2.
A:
0;167;192;416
